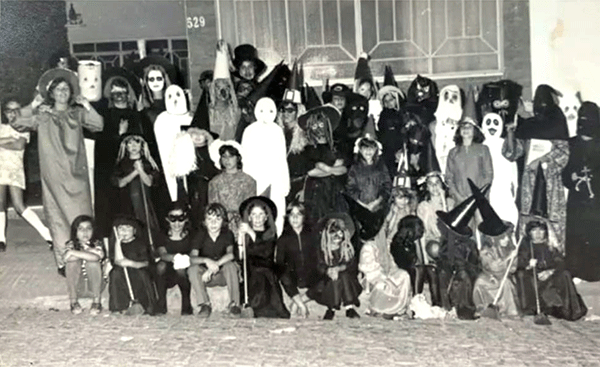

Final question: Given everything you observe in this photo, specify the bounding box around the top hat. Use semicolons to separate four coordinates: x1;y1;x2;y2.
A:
239;195;278;221
232;44;267;78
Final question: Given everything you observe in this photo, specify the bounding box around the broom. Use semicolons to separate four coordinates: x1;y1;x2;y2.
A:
239;233;254;318
123;266;145;316
480;239;522;320
530;238;551;325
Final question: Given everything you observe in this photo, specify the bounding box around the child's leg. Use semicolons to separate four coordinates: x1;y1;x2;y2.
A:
425;265;442;306
187;265;211;306
66;260;83;303
220;262;241;306
0;185;7;244
9;186;52;242
155;261;169;313
175;269;193;314
84;260;103;302
414;265;425;294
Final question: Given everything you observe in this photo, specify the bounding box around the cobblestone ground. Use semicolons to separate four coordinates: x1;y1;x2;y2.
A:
1;306;600;367
2;218;600;367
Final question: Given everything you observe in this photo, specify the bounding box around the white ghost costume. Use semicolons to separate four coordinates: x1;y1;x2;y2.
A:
78;60;102;206
558;92;581;138
482;112;519;226
432;85;462;174
154;85;193;202
241;98;290;236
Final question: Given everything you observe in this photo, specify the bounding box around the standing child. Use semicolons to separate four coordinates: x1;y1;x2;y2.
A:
109;216;157;314
307;213;362;320
111;133;161;246
0;98;53;252
63;215;104;315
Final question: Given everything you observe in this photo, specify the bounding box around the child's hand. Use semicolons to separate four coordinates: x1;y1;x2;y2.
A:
327;267;339;281
202;270;213;283
205;259;219;273
113;226;121;242
133;160;144;172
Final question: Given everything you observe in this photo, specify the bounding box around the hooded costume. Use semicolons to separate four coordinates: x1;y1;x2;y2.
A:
562;102;600;281
482;112;519;226
476;80;523;131
406;75;439;125
241;97;290;236
431;85;463;173
335;93;376;164
503;84;569;254
210;41;241;141
558;91;582;138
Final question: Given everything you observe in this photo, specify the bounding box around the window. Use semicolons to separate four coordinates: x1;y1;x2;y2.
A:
217;0;502;82
70;39;190;88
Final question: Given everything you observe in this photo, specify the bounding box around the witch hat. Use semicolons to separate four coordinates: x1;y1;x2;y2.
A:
468;179;510;236
282;60;302;104
462;86;479;126
191;89;210;131
246;61;286;106
353;52;375;94
530;164;548;219
383;65;398;88
342;193;386;241
213;43;231;80
304;83;323;110
422;141;441;175
436;183;491;237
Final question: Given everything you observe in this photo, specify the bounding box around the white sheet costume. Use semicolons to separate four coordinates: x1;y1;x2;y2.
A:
431;85;462;174
241;97;290;236
154;85;194;202
482;112;519;226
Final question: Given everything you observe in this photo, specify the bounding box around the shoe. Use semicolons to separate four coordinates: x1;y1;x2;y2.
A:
0;241;6;252
197;304;211;318
70;302;83;315
346;308;360;319
181;306;194;316
323;309;335;320
89;303;102;316
229;304;242;316
47;241;54;251
57;267;66;277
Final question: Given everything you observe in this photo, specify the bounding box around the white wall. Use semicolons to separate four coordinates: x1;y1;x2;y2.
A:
67;0;186;43
530;0;600;103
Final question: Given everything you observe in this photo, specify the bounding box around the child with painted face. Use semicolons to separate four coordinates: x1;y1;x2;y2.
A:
108;216;157;315
275;202;320;318
111;133;161;248
63;215;104;315
187;203;241;318
307;213;362;320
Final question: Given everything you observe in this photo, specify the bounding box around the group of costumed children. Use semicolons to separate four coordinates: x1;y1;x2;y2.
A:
3;41;596;323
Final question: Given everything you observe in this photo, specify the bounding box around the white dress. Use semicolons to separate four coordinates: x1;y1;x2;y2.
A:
0;124;30;189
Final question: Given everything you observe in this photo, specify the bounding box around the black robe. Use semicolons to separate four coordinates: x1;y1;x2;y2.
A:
562;137;600;281
187;146;220;228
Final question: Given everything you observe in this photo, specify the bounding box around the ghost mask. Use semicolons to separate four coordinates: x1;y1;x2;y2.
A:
165;85;188;115
78;61;102;102
559;93;581;137
254;97;277;124
482;112;504;142
435;85;462;122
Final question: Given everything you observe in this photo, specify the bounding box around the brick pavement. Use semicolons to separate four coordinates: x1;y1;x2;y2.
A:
2;217;600;366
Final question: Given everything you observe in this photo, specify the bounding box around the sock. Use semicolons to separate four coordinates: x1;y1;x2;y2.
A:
344;305;354;310
22;208;52;242
0;211;6;242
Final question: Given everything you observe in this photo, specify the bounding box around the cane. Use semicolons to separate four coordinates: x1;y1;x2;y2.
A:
239;232;254;317
530;237;551;325
139;176;155;255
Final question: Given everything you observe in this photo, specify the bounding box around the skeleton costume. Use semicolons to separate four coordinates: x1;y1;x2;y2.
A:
482;112;519;226
562;102;600;281
431;85;462;174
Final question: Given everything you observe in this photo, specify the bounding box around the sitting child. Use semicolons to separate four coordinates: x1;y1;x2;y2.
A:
188;203;241;317
307;213;362;320
63;215;104;315
109;216;157;315
155;202;194;315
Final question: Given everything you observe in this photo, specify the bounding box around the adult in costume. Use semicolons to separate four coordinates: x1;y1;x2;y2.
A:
12;69;103;272
405;75;439;126
562;102;600;281
431;85;463;173
503;85;569;254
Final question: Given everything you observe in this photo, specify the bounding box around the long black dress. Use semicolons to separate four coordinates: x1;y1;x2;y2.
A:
94;108;147;238
109;237;157;314
516;238;587;321
187;145;219;228
303;144;347;223
562;136;600;281
245;230;290;318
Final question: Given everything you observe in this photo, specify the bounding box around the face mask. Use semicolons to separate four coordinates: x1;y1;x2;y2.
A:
254;97;277;124
78;61;102;102
165;85;187;115
435;85;462;121
482;112;504;141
